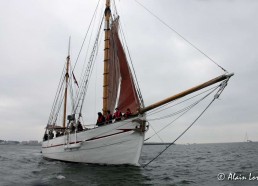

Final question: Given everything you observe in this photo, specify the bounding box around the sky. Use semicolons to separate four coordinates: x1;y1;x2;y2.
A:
0;0;257;143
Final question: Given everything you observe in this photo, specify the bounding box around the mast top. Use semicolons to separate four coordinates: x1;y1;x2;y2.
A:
68;36;71;57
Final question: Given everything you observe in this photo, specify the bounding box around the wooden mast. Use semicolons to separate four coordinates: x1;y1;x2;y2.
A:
63;37;71;128
139;73;234;114
103;0;111;115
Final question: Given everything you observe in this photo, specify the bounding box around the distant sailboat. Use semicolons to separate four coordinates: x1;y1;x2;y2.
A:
244;133;253;142
41;0;234;165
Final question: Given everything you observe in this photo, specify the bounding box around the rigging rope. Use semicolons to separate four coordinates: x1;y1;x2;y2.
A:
72;0;101;73
73;15;104;116
134;0;227;73
78;5;99;88
68;75;75;111
46;0;102;128
143;99;215;168
149;123;165;143
144;86;218;142
112;0;144;107
147;85;219;117
148;86;219;121
119;20;145;107
142;79;229;168
112;0;119;18
47;67;66;126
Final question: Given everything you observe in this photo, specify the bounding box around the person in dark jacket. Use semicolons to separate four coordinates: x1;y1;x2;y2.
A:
113;108;122;122
124;108;132;119
96;112;105;126
106;110;113;124
77;121;83;131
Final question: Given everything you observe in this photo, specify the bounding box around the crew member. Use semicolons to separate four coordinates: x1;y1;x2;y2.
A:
49;130;54;139
124;108;132;119
96;112;105;126
69;121;75;132
106;110;113;124
113;108;122;122
77;120;83;131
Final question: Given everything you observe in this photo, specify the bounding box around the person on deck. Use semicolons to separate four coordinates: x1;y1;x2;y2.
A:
77;121;83;131
96;112;106;126
113;108;122;122
124;108;132;119
43;133;48;141
49;130;54;139
106;110;113;124
56;131;60;137
69;121;75;132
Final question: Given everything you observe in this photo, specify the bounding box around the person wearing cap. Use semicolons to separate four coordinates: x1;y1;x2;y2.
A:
113;108;122;122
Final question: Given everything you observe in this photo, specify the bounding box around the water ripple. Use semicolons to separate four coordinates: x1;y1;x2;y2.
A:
0;142;258;185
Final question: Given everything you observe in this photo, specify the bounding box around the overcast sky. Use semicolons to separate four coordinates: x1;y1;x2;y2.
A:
0;0;257;143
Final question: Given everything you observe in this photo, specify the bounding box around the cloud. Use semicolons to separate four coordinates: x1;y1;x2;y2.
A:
0;0;257;143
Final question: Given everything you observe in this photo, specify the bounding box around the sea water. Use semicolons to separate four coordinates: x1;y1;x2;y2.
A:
0;142;258;186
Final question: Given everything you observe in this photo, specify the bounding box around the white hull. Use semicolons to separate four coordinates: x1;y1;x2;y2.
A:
42;117;146;165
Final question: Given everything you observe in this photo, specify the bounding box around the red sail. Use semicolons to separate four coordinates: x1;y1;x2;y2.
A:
108;19;140;114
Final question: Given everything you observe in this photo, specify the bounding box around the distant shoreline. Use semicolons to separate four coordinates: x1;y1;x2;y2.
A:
144;142;175;145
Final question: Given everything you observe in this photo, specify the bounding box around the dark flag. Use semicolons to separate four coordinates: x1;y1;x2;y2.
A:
72;71;79;87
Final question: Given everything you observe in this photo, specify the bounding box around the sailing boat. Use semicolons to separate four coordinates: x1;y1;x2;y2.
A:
42;1;233;165
244;133;253;142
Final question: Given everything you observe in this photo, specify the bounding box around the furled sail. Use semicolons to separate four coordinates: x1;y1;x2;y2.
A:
107;18;140;114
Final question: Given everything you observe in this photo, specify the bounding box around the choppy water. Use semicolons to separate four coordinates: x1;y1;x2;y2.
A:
0;142;258;186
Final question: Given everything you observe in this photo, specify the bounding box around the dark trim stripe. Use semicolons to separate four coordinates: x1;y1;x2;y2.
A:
42;141;82;149
85;129;134;142
42;129;134;149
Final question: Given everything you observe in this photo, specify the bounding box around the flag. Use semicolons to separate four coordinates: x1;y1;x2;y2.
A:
72;71;79;87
